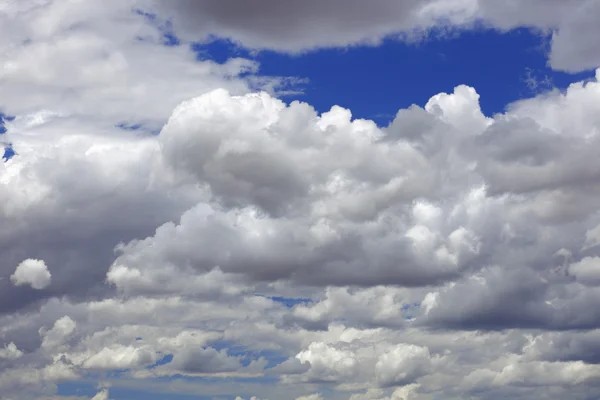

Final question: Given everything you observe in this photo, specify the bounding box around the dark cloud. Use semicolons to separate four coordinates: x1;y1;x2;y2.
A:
149;0;600;72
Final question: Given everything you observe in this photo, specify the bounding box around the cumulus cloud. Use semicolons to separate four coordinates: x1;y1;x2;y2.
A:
107;87;490;291
82;345;157;370
0;0;301;319
4;72;600;399
3;2;600;400
40;316;77;351
0;0;297;128
288;338;438;392
0;343;23;360
10;259;51;289
1;68;592;399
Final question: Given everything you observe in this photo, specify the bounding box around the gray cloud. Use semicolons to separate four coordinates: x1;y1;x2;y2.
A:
149;0;600;72
3;2;600;400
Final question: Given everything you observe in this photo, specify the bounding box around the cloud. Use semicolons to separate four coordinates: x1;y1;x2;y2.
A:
569;257;600;286
0;343;23;360
41;316;77;351
169;347;244;374
0;0;298;129
288;340;436;391
82;345;157;370
3;71;600;399
0;0;299;319
296;395;324;400
10;259;52;289
107;87;490;291
150;0;600;72
3;2;600;399
375;344;433;387
91;389;110;400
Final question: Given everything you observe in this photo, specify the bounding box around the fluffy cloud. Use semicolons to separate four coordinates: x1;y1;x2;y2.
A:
107;87;490;292
0;0;297;129
1;72;600;399
41;316;77;351
3;2;600;400
0;342;23;360
0;0;294;318
3;70;600;399
288;339;436;392
10;259;52;289
81;345;157;370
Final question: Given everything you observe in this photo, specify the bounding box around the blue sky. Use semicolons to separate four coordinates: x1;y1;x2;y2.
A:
3;2;600;400
1;113;15;161
194;28;595;125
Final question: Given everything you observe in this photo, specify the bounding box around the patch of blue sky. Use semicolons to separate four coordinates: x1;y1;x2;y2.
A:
57;381;105;398
210;340;288;369
116;122;143;131
115;122;161;136
0;112;14;135
211;339;244;354
402;302;421;321
257;351;289;369
109;388;204;400
134;8;180;46
191;28;596;126
148;353;174;369
2;144;14;162
58;379;202;400
253;294;312;309
269;295;312;308
59;367;286;400
106;375;282;400
2;113;16;161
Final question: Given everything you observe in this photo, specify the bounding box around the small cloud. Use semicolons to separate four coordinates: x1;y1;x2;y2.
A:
0;342;23;360
91;389;110;400
296;395;324;400
523;67;554;93
10;259;52;290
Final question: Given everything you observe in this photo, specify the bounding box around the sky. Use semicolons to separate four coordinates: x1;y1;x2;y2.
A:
1;1;600;400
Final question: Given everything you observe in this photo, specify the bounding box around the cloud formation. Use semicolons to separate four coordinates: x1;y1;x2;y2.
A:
2;1;600;400
4;71;600;399
150;0;600;72
10;259;52;290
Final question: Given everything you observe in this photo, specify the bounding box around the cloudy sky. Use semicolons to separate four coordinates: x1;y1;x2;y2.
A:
1;1;600;399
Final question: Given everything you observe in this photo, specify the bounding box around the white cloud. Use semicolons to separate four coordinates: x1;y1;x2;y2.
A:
3;2;600;400
91;389;110;400
0;0;298;130
289;340;437;391
296;395;323;400
82;345;157;370
41;316;77;351
0;342;23;360
3;72;600;399
10;259;51;289
374;344;433;387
